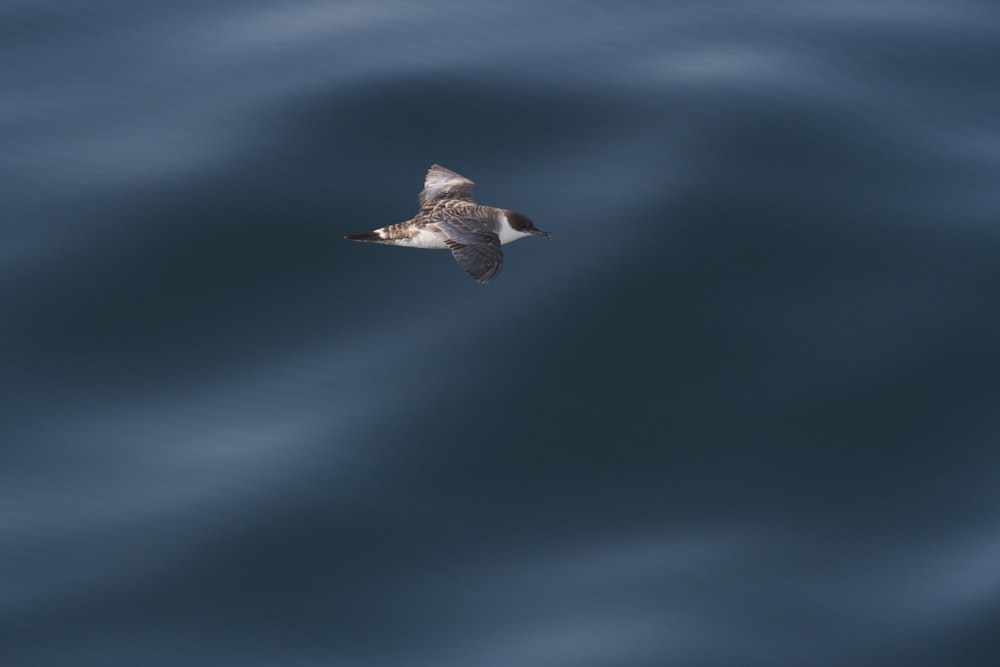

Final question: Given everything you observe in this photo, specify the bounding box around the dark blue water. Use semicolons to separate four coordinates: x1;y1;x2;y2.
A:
4;1;1000;664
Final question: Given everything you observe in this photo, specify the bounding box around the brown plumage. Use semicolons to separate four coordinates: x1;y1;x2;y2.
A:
346;165;551;283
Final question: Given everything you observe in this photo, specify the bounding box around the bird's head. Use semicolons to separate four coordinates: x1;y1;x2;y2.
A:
506;211;552;239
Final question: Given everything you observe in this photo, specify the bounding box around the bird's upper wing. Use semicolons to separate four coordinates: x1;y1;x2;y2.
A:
418;165;477;206
430;216;503;283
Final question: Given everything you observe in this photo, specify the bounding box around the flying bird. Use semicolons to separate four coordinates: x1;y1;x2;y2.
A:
345;164;552;283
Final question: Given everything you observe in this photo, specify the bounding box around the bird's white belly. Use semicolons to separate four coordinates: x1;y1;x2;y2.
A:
377;226;448;250
406;228;449;250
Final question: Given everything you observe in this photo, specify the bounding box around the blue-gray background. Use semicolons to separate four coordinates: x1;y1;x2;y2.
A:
3;1;1000;665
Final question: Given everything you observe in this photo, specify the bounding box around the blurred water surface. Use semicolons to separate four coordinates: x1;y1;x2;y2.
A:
3;1;1000;665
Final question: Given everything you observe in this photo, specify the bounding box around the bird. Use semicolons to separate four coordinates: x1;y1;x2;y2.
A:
345;164;552;283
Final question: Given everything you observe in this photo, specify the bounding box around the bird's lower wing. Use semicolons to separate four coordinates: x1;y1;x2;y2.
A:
430;218;503;283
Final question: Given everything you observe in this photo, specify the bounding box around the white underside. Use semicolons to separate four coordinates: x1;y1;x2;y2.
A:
380;227;449;250
407;228;450;249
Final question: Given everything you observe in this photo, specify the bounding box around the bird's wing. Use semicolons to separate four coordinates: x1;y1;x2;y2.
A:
418;165;477;206
430;216;503;283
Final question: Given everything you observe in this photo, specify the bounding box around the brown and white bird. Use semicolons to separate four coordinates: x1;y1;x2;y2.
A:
345;164;552;283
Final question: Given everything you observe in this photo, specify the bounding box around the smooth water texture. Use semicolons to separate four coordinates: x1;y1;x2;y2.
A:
3;1;1000;665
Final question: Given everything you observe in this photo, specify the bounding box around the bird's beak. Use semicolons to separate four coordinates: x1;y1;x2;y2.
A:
534;230;553;239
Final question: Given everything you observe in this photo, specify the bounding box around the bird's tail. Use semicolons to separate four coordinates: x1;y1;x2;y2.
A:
344;231;381;242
